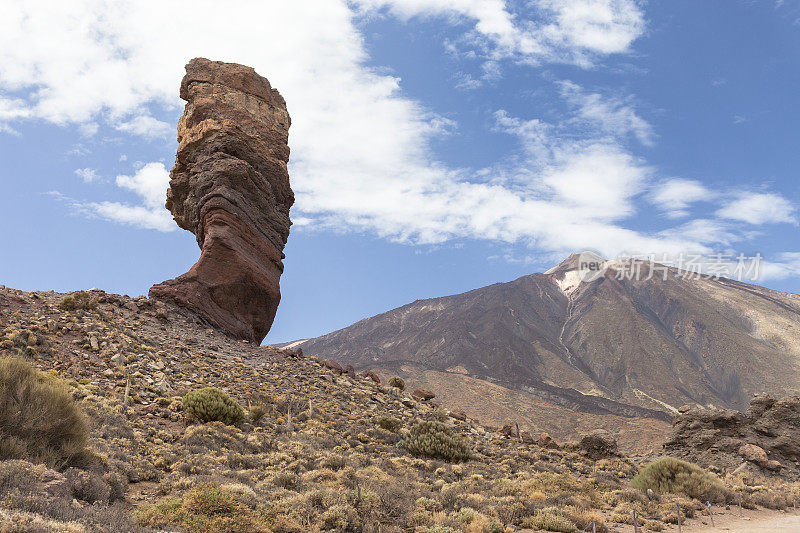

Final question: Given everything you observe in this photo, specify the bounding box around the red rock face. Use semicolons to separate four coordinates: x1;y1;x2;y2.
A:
150;58;293;344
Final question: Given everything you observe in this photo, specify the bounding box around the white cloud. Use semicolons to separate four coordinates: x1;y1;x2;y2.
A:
657;219;738;247
74;167;99;183
558;80;654;145
89;202;174;232
116;115;172;139
354;0;645;66
716;192;797;225
84;162;174;232
650;178;716;218
1;0;796;278
761;252;800;280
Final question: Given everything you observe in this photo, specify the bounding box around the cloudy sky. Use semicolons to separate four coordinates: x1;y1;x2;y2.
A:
1;0;799;342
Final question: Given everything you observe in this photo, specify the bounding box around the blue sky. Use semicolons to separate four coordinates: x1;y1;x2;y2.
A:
1;0;799;343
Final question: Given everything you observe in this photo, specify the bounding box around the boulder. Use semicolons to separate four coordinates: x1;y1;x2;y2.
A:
149;58;294;344
323;359;343;373
537;432;559;449
412;388;435;401
738;443;768;465
363;370;381;385
579;429;618;459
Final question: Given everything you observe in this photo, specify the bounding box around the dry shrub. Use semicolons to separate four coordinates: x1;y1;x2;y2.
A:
374;415;403;433
520;508;577;532
388;377;405;390
0;356;87;467
137;483;268;533
183;387;245;426
402;421;472;463
58;291;97;311
632;458;731;503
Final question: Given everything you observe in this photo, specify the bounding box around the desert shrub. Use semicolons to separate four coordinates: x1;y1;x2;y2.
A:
375;414;403;433
58;291;96;311
520;508;577;532
751;489;789;509
0;356;87;467
104;471;128;502
183;387;244;426
632;458;731;503
0;460;40;495
388;376;405;391
248;405;267;423
319;454;347;471
319;504;357;530
67;469;111;503
402;421;471;462
137;483;268;533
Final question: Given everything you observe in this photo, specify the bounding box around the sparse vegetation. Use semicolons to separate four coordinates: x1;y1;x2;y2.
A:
632;457;731;503
0;356;87;467
58;290;97;311
402;420;472;462
137;483;268;532
183;387;245;426
2;287;800;532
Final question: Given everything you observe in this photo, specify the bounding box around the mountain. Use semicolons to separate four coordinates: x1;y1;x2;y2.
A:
287;254;800;448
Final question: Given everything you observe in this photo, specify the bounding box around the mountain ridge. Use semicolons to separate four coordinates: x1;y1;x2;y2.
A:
286;254;800;445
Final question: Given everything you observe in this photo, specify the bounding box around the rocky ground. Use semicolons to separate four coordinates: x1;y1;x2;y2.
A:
1;286;799;532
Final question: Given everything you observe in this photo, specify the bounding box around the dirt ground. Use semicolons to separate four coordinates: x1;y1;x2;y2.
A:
614;507;800;532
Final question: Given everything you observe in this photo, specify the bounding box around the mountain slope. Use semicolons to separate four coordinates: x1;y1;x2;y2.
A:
289;254;800;443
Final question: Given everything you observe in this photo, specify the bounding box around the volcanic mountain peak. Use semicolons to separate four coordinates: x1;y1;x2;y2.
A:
289;254;800;447
544;251;607;294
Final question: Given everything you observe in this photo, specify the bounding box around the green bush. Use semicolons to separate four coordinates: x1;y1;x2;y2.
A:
388;376;405;390
0;356;88;467
183;387;244;426
58;291;97;311
632;457;731;503
375;414;403;432
402;421;471;462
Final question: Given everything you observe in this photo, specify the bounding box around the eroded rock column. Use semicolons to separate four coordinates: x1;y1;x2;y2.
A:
150;58;293;343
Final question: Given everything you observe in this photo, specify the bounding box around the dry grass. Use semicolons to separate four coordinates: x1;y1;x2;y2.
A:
0;356;87;467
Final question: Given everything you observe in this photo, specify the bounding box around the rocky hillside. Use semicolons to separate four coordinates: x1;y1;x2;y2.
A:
289;254;800;446
664;394;800;479
2;286;799;532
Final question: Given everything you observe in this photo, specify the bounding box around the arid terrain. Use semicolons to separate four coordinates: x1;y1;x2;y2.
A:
1;285;800;532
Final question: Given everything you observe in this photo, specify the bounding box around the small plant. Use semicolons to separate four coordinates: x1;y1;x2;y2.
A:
0;356;87;467
374;414;403;432
58;291;97;311
402;420;472;462
632;457;731;503
388;376;405;390
248;405;267;423
183;387;245;426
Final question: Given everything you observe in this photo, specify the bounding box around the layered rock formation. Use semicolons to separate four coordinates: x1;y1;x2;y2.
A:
664;395;800;478
150;58;293;343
